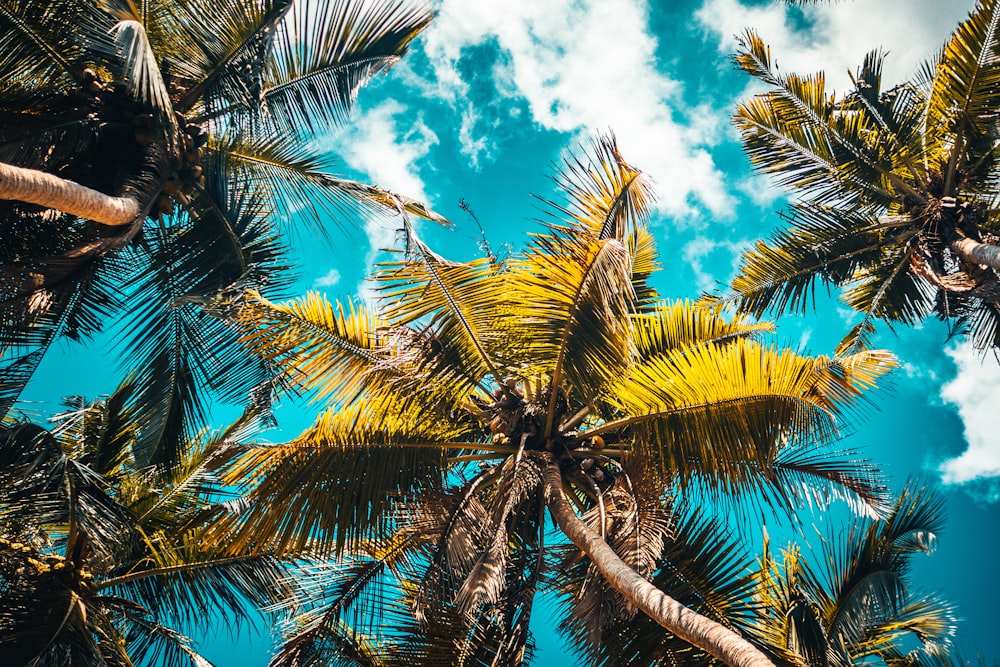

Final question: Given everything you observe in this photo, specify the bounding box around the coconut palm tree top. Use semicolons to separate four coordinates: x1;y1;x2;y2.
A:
202;133;897;667
729;0;1000;351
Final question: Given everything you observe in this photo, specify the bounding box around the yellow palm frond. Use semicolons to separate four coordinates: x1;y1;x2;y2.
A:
376;230;504;398
735;30;908;209
595;339;893;505
631;300;774;358
540;132;655;242
928;0;1000;148
237;289;392;406
208;400;474;558
503;234;634;418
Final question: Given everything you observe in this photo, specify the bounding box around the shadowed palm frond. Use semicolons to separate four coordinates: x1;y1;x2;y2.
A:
259;0;434;135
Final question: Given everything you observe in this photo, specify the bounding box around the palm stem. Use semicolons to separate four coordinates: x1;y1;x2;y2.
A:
541;461;774;667
0;161;140;226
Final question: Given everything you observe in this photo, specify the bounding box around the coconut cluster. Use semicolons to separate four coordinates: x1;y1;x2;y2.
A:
75;68;208;221
0;535;96;592
474;378;616;489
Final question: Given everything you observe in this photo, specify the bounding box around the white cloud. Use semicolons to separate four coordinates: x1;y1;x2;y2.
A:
312;268;341;288
938;342;1000;485
682;236;753;294
697;0;970;93
420;0;736;219
322;99;438;204
317;98;439;299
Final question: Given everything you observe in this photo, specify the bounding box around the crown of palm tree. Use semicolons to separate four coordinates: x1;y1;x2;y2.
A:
749;483;955;667
203;133;897;667
729;0;1000;351
0;383;291;666
0;0;444;469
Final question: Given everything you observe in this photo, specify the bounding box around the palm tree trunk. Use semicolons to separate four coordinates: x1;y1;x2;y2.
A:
951;236;1000;271
0;160;141;226
541;462;775;667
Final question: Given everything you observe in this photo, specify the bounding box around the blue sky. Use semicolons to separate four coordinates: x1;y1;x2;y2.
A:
24;0;1000;663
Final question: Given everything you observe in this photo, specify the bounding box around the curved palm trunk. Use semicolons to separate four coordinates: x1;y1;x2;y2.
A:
951;236;1000;271
541;463;775;667
0;160;141;226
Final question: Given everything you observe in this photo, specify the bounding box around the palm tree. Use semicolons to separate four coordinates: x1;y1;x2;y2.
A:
0;382;291;666
204;133;896;667
748;483;956;667
728;0;1000;350
0;0;442;466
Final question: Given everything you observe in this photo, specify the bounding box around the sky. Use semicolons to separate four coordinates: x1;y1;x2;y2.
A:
23;0;1000;664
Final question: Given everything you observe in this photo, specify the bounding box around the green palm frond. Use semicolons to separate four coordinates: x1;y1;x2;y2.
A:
560;502;757;667
165;0;291;116
218;132;445;240
751;484;952;666
0;0;114;105
100;549;291;632
734;31;900;210
115;169;287;468
732;205;916;318
260;0;434;134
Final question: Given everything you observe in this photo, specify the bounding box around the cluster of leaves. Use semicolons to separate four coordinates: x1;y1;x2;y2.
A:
0;0;441;469
0;386;290;666
729;0;1000;351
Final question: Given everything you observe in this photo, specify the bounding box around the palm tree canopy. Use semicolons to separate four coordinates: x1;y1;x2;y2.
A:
729;0;1000;351
749;483;956;667
207;133;897;666
0;384;291;666
0;0;443;468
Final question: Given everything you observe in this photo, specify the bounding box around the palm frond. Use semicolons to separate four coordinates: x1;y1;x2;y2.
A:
168;0;292;116
928;0;1000;176
631;299;774;358
236;290;392;407
207;401;460;557
734;31;900;210
376;225;504;401
732;206;916;318
259;0;434;134
503;232;634;413
598;340;892;492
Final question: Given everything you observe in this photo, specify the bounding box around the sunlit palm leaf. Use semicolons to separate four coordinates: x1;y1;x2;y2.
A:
376;229;503;401
237;290;392;406
503;232;634;411
208;400;465;557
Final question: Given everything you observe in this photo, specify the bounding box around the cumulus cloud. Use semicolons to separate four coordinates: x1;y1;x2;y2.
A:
938;342;1000;485
419;0;736;220
316;98;439;299
324;99;439;204
696;0;970;92
312;268;341;289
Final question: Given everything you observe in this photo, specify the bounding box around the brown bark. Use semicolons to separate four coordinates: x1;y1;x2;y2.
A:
951;236;1000;272
541;462;775;667
0;160;141;226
